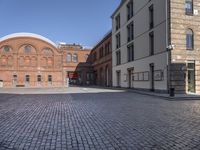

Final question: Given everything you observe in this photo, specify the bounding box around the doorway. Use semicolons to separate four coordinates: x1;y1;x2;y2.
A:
25;75;30;87
127;68;134;88
150;63;155;91
12;75;17;87
188;61;195;93
116;71;121;87
105;66;109;87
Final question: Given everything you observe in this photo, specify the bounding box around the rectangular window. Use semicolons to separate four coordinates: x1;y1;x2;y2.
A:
115;14;120;31
149;32;154;56
127;44;134;62
25;75;30;82
116;33;121;49
48;75;52;82
127;22;134;42
185;0;193;15
99;47;104;58
116;50;121;65
93;52;97;61
37;75;41;82
127;0;133;20
149;5;154;29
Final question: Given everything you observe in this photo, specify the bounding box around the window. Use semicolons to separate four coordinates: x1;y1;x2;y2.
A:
127;0;133;20
37;75;41;82
105;42;111;55
127;22;134;42
43;48;52;55
67;53;72;62
149;5;154;29
149;32;154;55
72;53;78;62
127;44;134;62
116;50;121;65
185;0;193;15
116;33;121;49
3;46;10;52
93;52;97;61
48;75;52;82
24;45;32;54
25;75;30;82
115;14;120;31
186;29;194;49
99;47;104;58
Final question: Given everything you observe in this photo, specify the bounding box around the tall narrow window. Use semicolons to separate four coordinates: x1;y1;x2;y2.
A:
185;0;193;15
127;44;134;62
67;53;72;62
116;50;121;65
127;0;133;20
127;22;134;42
186;29;194;49
116;33;121;49
149;5;154;29
115;14;120;31
149;32;154;56
72;53;78;62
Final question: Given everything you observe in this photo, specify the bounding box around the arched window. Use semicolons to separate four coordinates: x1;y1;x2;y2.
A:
186;29;194;49
72;53;78;62
67;53;72;62
24;45;32;54
185;0;193;15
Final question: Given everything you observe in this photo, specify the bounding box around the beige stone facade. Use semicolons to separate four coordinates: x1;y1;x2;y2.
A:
170;0;200;93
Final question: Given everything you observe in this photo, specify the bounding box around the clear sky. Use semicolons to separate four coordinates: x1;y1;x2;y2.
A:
0;0;120;47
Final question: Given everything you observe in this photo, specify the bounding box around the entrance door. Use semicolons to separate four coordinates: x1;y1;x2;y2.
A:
150;63;155;91
116;71;121;87
105;66;109;87
188;61;195;93
128;68;133;88
12;75;17;87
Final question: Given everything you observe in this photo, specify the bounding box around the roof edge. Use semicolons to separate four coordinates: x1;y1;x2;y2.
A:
0;32;57;48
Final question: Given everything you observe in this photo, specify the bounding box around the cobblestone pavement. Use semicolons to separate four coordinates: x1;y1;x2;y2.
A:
1;89;200;150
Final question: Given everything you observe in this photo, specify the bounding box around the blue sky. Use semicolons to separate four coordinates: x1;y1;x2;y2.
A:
0;0;120;47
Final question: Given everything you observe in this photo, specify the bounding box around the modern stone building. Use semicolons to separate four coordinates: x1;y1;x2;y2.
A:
112;0;200;94
0;33;93;88
91;31;112;87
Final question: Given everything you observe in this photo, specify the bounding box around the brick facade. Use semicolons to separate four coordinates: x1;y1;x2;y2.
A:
91;31;112;87
0;33;93;88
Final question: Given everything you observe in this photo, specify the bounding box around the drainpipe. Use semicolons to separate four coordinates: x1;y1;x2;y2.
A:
166;0;171;94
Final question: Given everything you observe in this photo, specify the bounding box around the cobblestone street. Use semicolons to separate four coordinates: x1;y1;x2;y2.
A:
1;88;200;150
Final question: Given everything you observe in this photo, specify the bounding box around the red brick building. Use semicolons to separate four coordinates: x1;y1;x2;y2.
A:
91;31;112;87
0;33;93;88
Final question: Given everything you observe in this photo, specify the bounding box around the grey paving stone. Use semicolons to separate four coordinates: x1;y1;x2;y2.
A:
0;90;200;150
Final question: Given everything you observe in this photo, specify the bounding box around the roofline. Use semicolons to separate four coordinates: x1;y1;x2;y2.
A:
111;0;127;18
92;30;112;51
0;32;57;48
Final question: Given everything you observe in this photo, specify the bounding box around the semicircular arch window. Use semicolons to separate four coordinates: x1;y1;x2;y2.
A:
24;45;32;54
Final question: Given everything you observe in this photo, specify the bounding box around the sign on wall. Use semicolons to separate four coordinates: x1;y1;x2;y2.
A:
154;70;163;81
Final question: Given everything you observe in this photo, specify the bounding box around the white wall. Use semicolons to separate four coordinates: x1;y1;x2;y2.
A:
112;0;168;91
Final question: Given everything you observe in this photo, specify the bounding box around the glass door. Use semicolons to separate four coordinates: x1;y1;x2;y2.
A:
188;61;195;93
